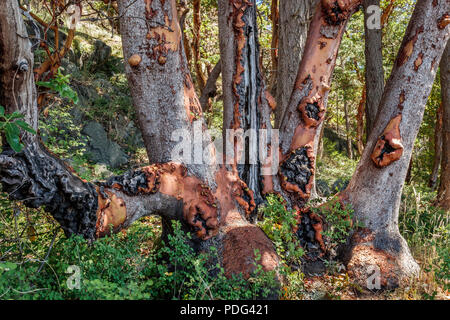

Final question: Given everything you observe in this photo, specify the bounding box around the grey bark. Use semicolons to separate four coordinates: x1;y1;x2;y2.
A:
275;0;317;128
199;59;221;112
363;0;385;139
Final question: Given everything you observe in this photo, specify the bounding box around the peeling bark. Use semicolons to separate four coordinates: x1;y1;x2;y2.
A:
370;114;403;167
341;0;450;289
277;0;362;208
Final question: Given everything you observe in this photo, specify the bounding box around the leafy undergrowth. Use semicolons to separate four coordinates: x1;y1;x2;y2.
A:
0;207;278;300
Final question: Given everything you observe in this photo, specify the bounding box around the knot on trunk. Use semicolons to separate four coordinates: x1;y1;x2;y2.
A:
371;114;404;167
321;0;362;26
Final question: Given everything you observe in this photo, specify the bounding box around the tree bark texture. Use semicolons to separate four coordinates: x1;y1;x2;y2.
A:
363;0;385;139
275;0;318;128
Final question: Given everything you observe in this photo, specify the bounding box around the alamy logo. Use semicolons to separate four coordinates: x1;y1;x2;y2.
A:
170;120;280;175
366;264;381;290
66;265;81;290
366;5;382;30
66;4;81;30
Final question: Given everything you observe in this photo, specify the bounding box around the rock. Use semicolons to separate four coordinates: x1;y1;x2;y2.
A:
73;83;99;107
331;178;350;194
85;40;112;72
316;179;331;197
60;59;79;75
82;121;128;168
93;164;113;179
302;260;327;277
123;121;145;148
323;127;358;155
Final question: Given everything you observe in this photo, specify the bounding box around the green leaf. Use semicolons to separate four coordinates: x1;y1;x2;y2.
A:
15;120;36;134
0;105;5;117
0;262;17;271
5;124;23;152
8;111;25;120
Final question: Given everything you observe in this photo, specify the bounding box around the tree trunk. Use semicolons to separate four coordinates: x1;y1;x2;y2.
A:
199;59;221;112
277;0;362;209
356;85;366;155
341;0;450;289
269;0;279;90
274;0;317;127
437;41;450;210
429;103;443;189
363;0;385;139
275;0;322;199
192;0;207;90
344;98;353;160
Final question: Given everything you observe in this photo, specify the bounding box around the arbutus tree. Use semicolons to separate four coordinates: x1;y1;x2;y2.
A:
0;0;449;290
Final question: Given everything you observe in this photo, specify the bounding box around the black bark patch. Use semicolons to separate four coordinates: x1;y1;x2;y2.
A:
281;147;313;193
0;143;98;239
99;169;158;196
296;211;323;260
376;135;396;161
305;102;321;120
323;2;345;26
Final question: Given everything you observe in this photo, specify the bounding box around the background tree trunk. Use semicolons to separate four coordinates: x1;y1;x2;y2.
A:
193;0;207;90
344;99;353;160
341;0;450;289
199;59;221;112
363;0;385;139
429;103;443;189
269;0;279;90
437;42;450;210
274;0;317;128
